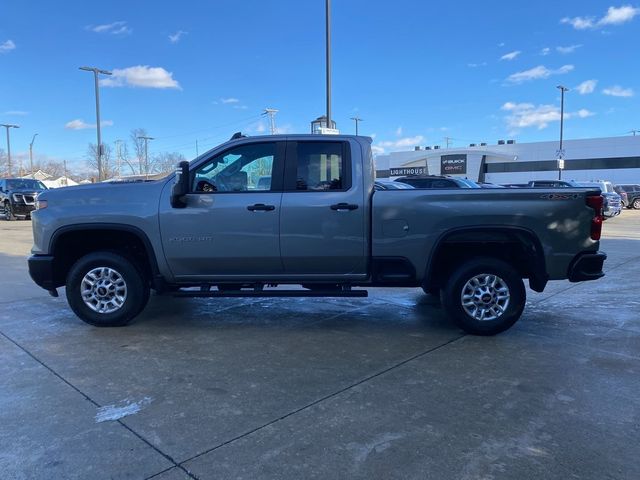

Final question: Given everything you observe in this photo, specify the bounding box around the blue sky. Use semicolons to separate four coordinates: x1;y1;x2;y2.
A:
1;0;639;171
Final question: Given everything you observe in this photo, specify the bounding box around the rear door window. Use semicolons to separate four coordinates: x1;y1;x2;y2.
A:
286;141;350;191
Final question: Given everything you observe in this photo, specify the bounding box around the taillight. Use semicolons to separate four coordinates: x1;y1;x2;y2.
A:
586;195;603;240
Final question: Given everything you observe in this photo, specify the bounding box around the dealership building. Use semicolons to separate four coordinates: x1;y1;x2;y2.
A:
375;135;640;185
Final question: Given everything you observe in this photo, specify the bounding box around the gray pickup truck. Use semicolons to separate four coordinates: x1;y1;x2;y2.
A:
28;134;606;335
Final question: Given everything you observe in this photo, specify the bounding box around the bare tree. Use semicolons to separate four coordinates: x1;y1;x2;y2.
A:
130;128;147;175
0;148;7;177
154;152;186;174
86;143;117;179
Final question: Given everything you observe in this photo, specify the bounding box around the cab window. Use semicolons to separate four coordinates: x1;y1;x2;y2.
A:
193;143;276;193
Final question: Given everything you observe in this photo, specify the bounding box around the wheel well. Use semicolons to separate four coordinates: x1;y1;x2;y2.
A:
51;228;154;287
425;229;546;291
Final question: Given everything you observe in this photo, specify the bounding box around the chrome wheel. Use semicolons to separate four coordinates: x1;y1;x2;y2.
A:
81;267;128;314
461;274;510;321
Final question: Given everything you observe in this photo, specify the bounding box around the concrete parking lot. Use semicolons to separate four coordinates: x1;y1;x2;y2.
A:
1;212;639;480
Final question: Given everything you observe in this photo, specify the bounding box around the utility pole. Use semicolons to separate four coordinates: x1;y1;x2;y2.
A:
444;136;453;149
629;129;639;136
79;66;112;181
1;124;19;177
326;0;332;129
557;85;569;180
137;135;154;178
263;108;279;134
29;133;38;177
350;117;362;135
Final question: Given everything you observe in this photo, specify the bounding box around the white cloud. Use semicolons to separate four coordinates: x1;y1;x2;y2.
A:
65;119;114;130
497;42;506;47
275;124;295;134
500;50;521;61
395;126;403;136
576;79;598;94
100;66;181;89
502;102;594;130
561;16;596;29
0;39;16;53
467;62;488;68
562;5;639;30
233;105;249;110
374;135;425;154
540;47;551;56
87;21;131;35
220;97;240;104
169;30;187;43
600;5;640;25
556;44;582;54
505;64;574;84
602;85;635;97
3;110;28;115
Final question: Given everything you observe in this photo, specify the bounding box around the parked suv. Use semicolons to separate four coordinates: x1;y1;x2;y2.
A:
613;185;629;208
617;184;640;209
395;175;480;189
573;180;621;218
0;178;48;220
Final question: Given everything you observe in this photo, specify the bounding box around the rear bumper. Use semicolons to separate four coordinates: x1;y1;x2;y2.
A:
28;255;56;290
568;251;607;282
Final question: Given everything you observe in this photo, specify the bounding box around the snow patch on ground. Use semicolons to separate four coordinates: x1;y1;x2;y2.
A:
95;397;152;423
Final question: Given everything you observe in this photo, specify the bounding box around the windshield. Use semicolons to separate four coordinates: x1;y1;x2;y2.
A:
6;179;47;191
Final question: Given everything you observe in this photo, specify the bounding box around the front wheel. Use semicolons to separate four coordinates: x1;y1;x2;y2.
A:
4;202;15;221
65;251;150;327
633;198;640;210
441;257;526;336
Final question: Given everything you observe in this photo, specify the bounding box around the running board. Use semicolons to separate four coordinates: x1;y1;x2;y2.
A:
171;289;368;298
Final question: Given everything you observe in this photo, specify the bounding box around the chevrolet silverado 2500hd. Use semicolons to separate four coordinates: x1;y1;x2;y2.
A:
28;134;606;335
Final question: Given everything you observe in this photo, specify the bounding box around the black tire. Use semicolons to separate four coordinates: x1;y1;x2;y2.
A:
4;202;15;221
65;251;150;327
633;198;640;210
441;257;526;336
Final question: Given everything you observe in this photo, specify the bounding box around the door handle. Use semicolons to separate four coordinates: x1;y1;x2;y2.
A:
247;203;275;211
330;203;359;211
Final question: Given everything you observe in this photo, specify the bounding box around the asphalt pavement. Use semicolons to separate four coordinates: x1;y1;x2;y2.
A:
1;212;639;480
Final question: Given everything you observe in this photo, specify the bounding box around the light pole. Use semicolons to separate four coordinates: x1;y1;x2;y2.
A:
79;66;112;181
29;133;38;177
1;124;19;177
326;0;332;129
557;85;569;180
350;117;362;135
137;136;154;178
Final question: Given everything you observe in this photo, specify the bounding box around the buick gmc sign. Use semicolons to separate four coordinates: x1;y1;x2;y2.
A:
441;155;467;175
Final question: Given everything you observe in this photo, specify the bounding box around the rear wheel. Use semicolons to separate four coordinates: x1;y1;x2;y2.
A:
633;198;640;210
65;251;149;327
441;257;526;336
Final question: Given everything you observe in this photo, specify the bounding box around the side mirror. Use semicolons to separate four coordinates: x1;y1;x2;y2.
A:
170;161;190;208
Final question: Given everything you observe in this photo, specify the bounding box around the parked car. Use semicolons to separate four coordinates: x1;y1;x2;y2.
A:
395;175;480;189
613;185;629;208
374;179;415;190
572;180;622;218
0;178;48;221
527;180;575;188
616;184;640;209
29;134;606;336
